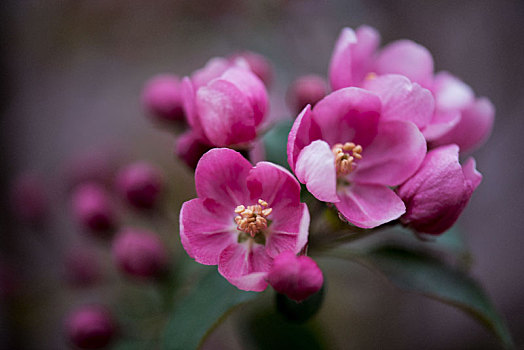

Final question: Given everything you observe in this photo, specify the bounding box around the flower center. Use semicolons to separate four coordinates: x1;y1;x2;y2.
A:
332;142;363;175
234;199;272;237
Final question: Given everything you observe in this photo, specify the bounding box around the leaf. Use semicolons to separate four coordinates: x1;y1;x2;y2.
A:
355;245;514;349
162;267;258;350
262;119;294;170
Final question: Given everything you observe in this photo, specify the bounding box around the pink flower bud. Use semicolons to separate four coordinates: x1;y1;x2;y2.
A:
116;162;164;210
174;131;211;170
397;144;482;235
267;251;324;302
230;51;273;87
66;305;117;349
10;173;49;224
112;228;169;279
64;247;101;287
286;75;328;115
72;183;117;235
141;74;185;124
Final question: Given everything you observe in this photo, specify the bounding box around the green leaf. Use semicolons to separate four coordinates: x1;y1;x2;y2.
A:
262;119;294;169
357;245;514;349
162;267;258;350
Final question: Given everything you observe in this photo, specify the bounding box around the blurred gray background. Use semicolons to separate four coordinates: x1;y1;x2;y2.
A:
1;0;524;349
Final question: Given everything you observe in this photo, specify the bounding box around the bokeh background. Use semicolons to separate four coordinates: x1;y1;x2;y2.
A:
2;0;524;349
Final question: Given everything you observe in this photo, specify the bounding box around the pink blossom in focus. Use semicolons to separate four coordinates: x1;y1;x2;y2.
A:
72;183;117;236
66;305;117;349
288;88;426;228
141;74;186;124
267;251;323;302
116;161;164;210
180;148;309;291
286;74;328;115
397;144;482;235
181;59;269;147
112;228;169;279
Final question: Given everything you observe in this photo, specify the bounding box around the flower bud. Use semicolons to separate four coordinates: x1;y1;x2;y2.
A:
72;183;117;235
116;162;164;210
397;144;482;235
141;74;185;124
66;305;117;349
229;51;273;87
286;75;327;115
174;131;211;170
112;228;169;279
267;251;324;302
10;173;49;224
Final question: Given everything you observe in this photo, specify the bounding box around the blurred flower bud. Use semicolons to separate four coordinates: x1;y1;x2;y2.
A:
72;183;117;236
66;305;117;349
174;131;211;170
267;251;324;302
286;75;327;115
116;162;164;210
10;173;49;224
397;144;482;235
141;74;186;125
64;247;101;288
112;228;169;279
230;51;273;87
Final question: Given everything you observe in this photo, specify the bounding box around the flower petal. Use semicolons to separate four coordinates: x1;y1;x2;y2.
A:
180;199;237;265
335;184;405;228
329;27;358;91
295;140;338;202
220;67;268;126
375;40;434;88
174;130;211;170
218;243;271;291
422;110;461;141
363;74;434;129
266;203;310;258
287;105;321;171
196;78;256;146
350;120;426;186
431;98;495;153
432;71;474;112
181;77;208;143
312;87;381;147
195;148;251;208
351;25;381;85
462;157;482;192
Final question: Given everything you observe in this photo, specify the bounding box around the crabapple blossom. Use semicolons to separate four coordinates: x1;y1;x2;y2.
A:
72;183;117;235
180;148;309;291
141;74;185;124
116;161;164;210
287;74;328;115
66;305;117;349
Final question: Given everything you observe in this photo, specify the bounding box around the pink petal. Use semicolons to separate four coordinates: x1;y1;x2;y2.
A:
181;77;207;142
335;183;406;228
432;71;474;112
312;87;381;147
295;140;338;203
329;27;358;91
191;57;232;89
220;67;268;127
363;74;434;129
462;157;482;192
196;79;256;146
351;25;381;85
266;203;310;258
375;40;434;88
422;110;461;141
218;243;271;291
350;120;426;186
180;199;237;265
431;97;495;153
287;105;321;171
174;130;211;170
195;148;252;208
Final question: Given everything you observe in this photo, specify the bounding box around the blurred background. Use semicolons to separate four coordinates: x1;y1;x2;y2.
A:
1;0;524;349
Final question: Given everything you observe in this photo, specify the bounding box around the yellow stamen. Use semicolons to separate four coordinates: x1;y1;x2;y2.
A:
332;142;363;175
234;199;272;237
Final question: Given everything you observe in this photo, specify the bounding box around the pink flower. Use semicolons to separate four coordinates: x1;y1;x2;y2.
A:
65;305;117;349
141;74;185;124
329;27;494;153
229;51;273;87
286;74;328;115
116;161;164;210
112;228;169;279
181;59;269;147
287;88;426;228
397;144;482;235
180;148;310;291
174;130;211;170
267;251;323;302
72;183;117;235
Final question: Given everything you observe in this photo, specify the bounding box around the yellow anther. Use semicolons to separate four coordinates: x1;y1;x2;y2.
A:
234;199;272;237
332;142;363;175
